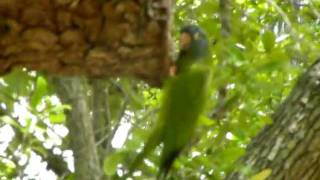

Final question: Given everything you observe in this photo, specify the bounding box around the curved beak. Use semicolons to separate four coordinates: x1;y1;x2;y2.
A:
179;32;192;50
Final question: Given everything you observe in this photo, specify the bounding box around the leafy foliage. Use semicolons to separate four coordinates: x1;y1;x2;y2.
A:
0;69;70;179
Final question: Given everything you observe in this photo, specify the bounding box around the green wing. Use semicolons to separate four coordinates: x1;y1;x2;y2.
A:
158;66;211;177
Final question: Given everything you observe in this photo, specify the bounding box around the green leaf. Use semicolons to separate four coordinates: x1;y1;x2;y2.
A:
262;30;276;52
250;169;272;180
103;152;125;176
198;115;215;126
48;104;70;124
49;113;66;124
0;116;21;129
65;173;75;180
0;160;16;178
31;76;48;108
3;69;32;96
121;79;144;109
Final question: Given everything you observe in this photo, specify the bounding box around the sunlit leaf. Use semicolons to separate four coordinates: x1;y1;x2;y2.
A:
250;169;272;180
3;69;32;96
262;30;276;52
49;113;66;124
31;76;48;108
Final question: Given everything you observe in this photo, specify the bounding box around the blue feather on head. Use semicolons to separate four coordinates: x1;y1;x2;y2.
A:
176;25;209;73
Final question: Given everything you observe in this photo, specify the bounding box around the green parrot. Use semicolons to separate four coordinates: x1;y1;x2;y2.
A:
128;25;211;179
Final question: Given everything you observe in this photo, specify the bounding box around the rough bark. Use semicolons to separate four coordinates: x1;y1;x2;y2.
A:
89;78;113;165
227;59;320;180
53;77;102;180
0;0;172;86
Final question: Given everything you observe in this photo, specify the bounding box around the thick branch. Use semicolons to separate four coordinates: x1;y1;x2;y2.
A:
227;60;320;180
53;77;102;180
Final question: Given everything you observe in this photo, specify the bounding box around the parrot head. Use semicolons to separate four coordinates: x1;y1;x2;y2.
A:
176;25;209;73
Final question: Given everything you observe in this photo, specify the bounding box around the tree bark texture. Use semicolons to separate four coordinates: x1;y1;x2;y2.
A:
89;78;113;164
0;0;172;86
53;77;102;180
227;59;320;180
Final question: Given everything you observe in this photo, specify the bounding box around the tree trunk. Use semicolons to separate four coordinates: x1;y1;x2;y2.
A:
227;59;320;180
53;77;102;180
